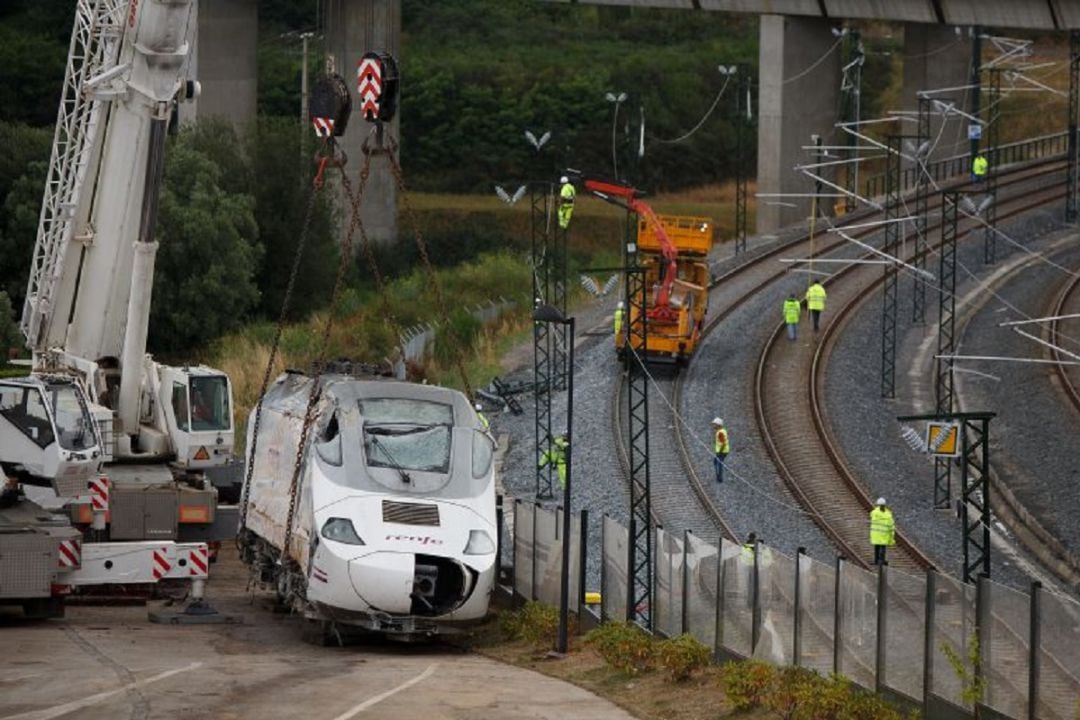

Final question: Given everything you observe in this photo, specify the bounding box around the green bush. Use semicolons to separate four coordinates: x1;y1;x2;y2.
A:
584;621;655;676
500;601;561;649
720;659;775;711
720;661;914;720
655;633;711;682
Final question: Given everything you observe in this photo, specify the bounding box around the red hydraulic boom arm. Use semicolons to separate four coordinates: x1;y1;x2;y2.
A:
582;179;678;321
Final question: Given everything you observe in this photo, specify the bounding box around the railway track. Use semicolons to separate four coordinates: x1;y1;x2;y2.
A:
1051;268;1080;414
599;155;1079;715
754;174;1064;573
751;176;1080;716
607;156;1066;546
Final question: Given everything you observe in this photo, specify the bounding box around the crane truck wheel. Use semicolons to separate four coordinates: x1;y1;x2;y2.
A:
22;597;64;620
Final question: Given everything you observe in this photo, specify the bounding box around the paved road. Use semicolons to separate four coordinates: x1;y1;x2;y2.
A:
0;547;634;720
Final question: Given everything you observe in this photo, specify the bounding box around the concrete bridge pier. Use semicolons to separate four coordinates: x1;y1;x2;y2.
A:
180;0;258;126
757;14;841;234
902;23;973;166
323;0;401;246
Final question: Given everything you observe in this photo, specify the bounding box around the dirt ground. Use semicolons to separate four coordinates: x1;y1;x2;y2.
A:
0;546;636;720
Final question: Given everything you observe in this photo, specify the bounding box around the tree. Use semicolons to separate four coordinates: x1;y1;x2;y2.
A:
149;138;262;355
0;291;19;361
246;118;337;318
0;160;48;307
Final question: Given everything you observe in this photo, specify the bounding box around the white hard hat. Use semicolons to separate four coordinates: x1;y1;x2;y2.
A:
711;417;724;426
876;497;887;506
560;175;569;184
617;301;624;308
475;403;483;411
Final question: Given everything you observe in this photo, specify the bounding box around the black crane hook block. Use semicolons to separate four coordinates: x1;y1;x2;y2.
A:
310;73;352;138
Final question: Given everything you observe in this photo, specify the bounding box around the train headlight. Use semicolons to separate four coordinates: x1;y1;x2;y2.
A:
320;517;365;545
464;530;495;555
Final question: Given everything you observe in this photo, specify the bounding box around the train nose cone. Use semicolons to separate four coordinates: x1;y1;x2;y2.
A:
347;552;416;614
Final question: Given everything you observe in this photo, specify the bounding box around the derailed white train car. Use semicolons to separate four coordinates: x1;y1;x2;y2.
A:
240;371;497;638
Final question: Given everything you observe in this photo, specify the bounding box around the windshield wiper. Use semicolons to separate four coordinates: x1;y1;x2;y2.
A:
367;425;427;437
371;435;412;484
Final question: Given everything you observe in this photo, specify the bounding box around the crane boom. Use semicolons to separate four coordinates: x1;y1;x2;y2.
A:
20;0;129;351
582;178;678;320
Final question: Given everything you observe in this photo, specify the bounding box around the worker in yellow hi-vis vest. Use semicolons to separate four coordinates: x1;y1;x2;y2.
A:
805;281;827;333
870;497;896;565
972;154;988;183
783;293;802;341
558;176;576;229
538;434;569;488
613;301;625;346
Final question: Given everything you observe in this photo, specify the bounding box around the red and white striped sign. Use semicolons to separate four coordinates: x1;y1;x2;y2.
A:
357;56;382;121
151;548;172;580
188;545;209;578
312;117;335;138
89;475;109;511
58;539;81;569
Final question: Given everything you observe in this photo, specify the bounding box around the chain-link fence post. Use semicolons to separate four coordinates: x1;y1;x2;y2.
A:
1028;580;1041;719
923;569;936;718
751;540;762;652
531;502;539;601
579;509;588;618
681;530;690;635
975;573;990;714
794;547;805;667
833;555;844;675
715;541;726;659
495;495;504;587
876;564;887;693
626;513;636;623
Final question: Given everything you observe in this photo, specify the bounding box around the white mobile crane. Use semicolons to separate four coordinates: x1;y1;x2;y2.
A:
1;0;230;618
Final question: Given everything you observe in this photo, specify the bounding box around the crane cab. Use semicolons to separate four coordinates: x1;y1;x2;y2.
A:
0;375;101;493
159;366;234;471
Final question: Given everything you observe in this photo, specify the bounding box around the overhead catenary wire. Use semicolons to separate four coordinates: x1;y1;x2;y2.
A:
647;72;733;145
783;36;844;85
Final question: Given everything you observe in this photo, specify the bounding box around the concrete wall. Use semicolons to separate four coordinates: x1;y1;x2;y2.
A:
323;0;401;246
757;15;840;233
901;23;973;165
180;0;257;126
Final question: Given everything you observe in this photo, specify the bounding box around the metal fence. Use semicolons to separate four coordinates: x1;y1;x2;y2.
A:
861;131;1069;199
504;499;1080;720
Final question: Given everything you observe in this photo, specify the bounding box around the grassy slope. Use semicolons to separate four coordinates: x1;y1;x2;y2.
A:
211;182;754;446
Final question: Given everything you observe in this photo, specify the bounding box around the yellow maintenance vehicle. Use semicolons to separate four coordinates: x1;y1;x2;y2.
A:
626;212;713;364
581;178;713;365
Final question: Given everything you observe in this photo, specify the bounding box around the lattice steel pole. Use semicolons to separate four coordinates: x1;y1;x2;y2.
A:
552;220;570;391
982;68;1000;265
842;29;863;213
532;183;555;499
880;134;903;399
734;64;750;254
913;97;932;325
1067;31;1080;222
934;191;960;509
961;415;993;583
969;28;982;167
624;209;652;630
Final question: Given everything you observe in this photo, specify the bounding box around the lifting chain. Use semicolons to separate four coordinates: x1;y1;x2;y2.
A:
279;139;368;567
236;137;337;544
338;132;408;365
383;132;474;400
